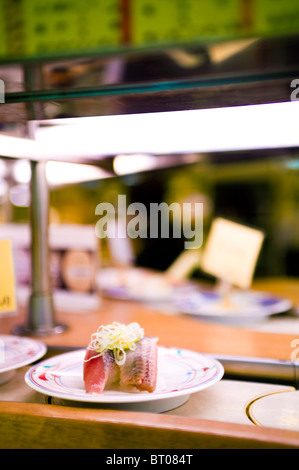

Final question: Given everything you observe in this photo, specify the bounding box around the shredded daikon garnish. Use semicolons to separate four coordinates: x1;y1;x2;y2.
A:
85;322;144;365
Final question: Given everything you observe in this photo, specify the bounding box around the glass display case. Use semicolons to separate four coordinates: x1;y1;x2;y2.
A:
0;1;299;336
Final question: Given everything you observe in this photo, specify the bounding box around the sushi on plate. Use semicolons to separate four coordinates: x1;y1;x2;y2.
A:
83;322;158;394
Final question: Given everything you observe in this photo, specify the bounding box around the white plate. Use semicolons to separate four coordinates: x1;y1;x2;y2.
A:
25;347;224;412
175;288;292;325
0;335;47;385
247;390;299;431
97;268;173;302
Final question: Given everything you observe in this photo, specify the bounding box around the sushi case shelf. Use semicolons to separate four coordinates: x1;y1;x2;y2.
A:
1;296;299;448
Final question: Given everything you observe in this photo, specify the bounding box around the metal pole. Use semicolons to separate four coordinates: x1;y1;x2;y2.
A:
13;64;66;335
13;160;67;336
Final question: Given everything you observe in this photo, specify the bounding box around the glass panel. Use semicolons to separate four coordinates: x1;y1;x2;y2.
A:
0;35;297;121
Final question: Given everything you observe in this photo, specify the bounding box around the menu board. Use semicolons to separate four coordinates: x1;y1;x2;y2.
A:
0;0;298;60
131;0;243;45
2;0;121;58
24;0;121;55
255;0;299;35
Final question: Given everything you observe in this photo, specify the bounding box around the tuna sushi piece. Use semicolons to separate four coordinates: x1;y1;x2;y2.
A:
120;336;158;392
83;349;119;394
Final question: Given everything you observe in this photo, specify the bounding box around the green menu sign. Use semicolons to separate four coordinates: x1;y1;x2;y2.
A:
0;0;298;61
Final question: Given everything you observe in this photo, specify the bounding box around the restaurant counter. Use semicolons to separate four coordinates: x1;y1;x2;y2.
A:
1;277;299;448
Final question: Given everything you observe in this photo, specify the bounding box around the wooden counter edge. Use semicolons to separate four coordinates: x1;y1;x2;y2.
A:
0;401;299;449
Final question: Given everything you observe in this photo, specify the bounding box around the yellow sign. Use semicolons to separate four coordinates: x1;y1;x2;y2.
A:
0;240;16;313
201;217;264;289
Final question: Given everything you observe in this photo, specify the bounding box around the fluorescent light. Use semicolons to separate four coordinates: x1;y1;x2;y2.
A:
0;133;63;160
35;101;299;157
0;101;298;165
0;132;109;161
113;154;156;175
46;161;111;186
113;153;200;175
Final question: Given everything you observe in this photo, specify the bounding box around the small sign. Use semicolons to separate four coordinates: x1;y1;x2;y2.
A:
201;218;264;289
165;249;202;282
0;240;16;313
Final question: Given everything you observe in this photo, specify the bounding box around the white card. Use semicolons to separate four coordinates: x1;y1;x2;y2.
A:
201;218;264;289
